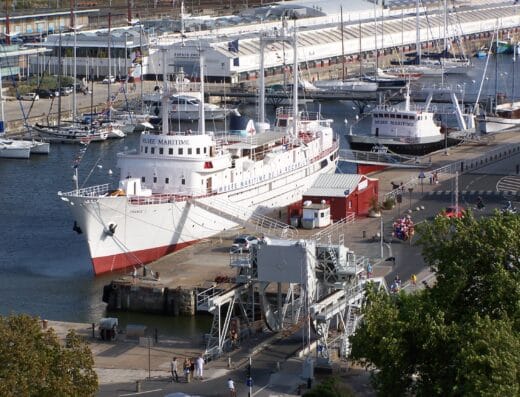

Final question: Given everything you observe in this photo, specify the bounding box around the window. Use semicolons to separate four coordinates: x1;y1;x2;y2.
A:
196;148;200;154
178;148;183;155
151;147;155;154
321;213;324;218
204;147;207;154
169;148;173;155
181;178;185;185
153;176;157;183
188;148;192;155
144;147;148;153
165;177;169;184
159;148;164;155
141;176;145;182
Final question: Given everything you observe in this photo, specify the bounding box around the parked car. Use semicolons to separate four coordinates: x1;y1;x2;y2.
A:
439;206;465;219
35;89;52;98
102;75;116;84
60;86;73;96
230;235;258;252
20;92;39;101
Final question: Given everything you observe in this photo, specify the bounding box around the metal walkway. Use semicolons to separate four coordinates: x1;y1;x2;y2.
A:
189;196;297;239
339;148;429;168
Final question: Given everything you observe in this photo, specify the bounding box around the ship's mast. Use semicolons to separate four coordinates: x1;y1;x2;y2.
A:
161;47;169;134
416;0;421;63
259;34;266;125
292;19;298;140
199;50;206;135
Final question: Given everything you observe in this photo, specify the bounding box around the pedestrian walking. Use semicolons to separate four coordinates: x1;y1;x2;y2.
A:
183;357;191;383
196;355;204;380
411;274;417;286
132;268;137;284
227;378;236;397
171;357;179;383
366;263;373;278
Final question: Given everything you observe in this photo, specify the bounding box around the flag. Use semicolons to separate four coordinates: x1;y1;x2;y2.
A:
228;39;239;53
233;57;240;67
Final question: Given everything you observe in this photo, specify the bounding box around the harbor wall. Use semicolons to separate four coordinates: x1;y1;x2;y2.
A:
103;281;196;316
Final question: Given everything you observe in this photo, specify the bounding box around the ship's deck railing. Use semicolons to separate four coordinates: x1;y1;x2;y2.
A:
60;184;112;197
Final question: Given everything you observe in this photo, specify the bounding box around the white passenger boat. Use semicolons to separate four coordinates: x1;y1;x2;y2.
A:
143;93;235;122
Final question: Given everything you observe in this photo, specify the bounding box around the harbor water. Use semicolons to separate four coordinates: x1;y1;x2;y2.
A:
0;55;518;333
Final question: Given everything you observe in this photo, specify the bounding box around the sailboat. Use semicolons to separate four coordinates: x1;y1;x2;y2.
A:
388;0;470;77
32;28;108;143
313;15;378;93
477;40;520;134
0;72;32;159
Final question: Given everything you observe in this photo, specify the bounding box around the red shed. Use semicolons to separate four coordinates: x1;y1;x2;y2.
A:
302;174;379;219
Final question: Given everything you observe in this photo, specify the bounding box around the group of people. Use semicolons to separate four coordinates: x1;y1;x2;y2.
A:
393;215;415;241
170;355;205;383
170;355;237;396
390;274;402;293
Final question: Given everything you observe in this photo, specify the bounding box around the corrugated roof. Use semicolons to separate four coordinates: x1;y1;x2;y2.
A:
304;173;364;197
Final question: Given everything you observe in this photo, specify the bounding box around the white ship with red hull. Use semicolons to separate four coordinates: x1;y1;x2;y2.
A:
59;108;339;275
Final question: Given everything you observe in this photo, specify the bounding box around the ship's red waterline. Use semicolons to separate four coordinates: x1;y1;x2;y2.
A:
91;240;198;275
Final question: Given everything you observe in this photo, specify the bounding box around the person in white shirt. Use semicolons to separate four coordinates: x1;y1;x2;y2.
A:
196;355;204;380
227;378;236;396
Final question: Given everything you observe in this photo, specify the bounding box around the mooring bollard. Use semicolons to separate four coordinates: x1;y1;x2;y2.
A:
362;230;366;239
228;356;232;368
92;323;95;338
135;381;141;392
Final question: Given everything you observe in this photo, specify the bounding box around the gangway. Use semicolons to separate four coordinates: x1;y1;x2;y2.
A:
189;196;297;239
197;282;253;360
339;148;429;168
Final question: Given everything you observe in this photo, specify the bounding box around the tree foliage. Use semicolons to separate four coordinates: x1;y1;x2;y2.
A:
303;375;355;397
0;314;98;397
349;212;520;396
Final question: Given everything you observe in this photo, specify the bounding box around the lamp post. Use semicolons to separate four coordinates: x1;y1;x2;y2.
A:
408;187;413;210
380;215;384;259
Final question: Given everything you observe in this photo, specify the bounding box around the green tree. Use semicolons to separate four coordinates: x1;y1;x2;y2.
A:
0;314;98;396
303;375;355;397
349;212;520;396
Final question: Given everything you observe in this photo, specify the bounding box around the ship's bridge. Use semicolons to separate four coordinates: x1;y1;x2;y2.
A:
138;132;218;159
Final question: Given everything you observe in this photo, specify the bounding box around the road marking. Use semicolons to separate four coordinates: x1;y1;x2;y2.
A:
119;389;163;396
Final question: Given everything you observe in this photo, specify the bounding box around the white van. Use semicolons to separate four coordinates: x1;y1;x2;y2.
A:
21;92;39;101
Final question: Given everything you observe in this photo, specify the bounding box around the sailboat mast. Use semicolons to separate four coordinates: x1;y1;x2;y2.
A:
374;4;378;72
416;0;421;63
0;68;5;134
443;0;448;54
495;21;499;113
58;30;62;129
70;0;77;120
107;12;112;110
513;42;517;106
359;19;362;76
340;6;345;81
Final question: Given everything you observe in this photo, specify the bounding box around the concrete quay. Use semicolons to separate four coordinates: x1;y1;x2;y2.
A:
104;129;520;320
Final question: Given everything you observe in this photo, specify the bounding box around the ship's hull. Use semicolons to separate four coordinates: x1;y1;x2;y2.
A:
476;115;520;134
67;152;338;275
0;145;31;158
346;134;460;156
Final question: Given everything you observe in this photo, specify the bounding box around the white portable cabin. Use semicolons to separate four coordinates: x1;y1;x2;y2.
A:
301;200;331;229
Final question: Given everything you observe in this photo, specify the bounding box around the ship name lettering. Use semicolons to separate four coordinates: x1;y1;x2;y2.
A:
142;138;189;145
130;210;144;214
